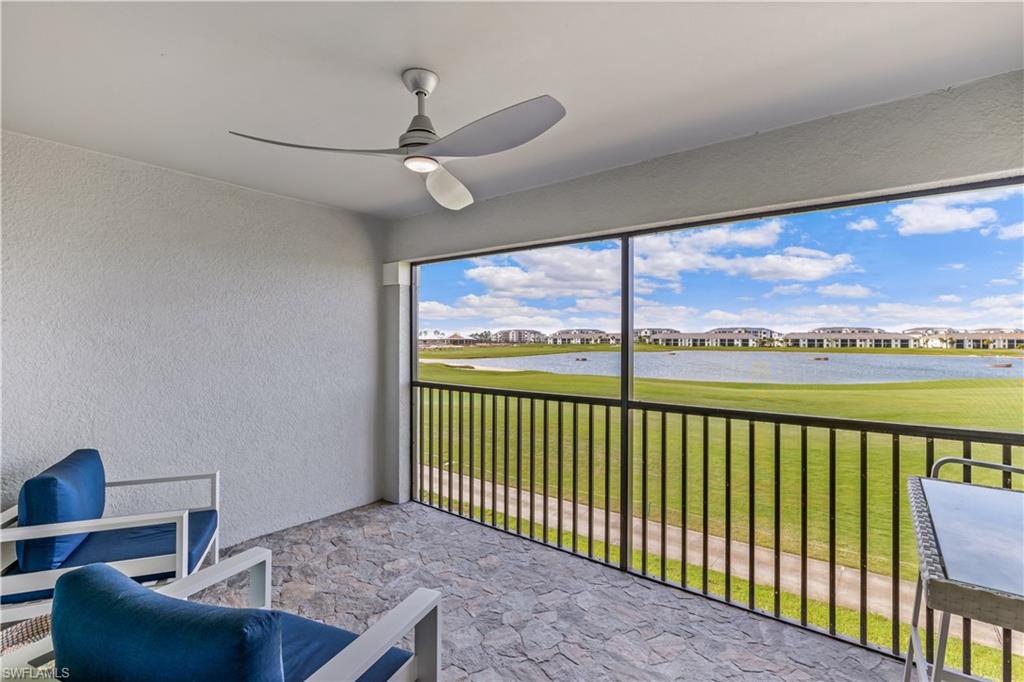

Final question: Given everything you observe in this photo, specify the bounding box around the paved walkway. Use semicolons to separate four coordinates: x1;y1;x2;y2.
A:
425;466;1017;653
201;502;902;681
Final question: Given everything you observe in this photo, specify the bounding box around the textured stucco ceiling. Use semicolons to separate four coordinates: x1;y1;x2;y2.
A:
3;2;1022;218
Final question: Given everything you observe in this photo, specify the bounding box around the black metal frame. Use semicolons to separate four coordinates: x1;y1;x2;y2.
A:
407;174;1024;677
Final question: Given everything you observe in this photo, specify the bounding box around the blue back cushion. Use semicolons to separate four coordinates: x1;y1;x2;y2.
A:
53;564;285;682
17;449;106;571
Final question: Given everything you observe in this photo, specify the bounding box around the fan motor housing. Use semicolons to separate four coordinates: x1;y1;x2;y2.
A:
399;114;438;147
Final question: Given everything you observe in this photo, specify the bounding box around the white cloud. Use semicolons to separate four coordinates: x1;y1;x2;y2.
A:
887;187;1023;236
997;222;1024;240
572;298;621;314
846;218;878;232
990;278;1016;286
634;302;698;328
704;309;743;322
936;294;962;303
634;219;784;282
890;202;997;236
708;247;856;281
816;283;874;299
971;292;1024;309
941;263;966;271
466;244;620;299
765;284;807;297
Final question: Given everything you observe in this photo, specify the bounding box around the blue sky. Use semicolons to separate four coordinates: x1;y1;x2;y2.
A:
418;185;1024;335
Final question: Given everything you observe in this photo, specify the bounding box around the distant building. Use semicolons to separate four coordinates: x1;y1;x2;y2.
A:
444;333;476;346
493;329;547;344
941;329;1024;350
547;329;619;345
650;327;781;348
635;328;679;342
783;327;919;349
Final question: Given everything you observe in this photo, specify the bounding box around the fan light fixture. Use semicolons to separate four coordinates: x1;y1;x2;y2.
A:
403;156;439;173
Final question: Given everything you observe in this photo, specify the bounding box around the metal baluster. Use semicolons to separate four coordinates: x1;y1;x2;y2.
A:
516;397;522;533
530;399;536;539
605;406;611;564
773;422;781;618
588;404;595;558
682;414;688;588
702;415;709;594
892;434;900;655
503;396;510;530
961;440;971;673
860;431;868;644
558;402;564;548
642;409;648;574
828;428;836;635
660;411;667;582
800;425;808;625
725;418;732;601
1002;443;1013;682
748;420;756;610
573;402;579;553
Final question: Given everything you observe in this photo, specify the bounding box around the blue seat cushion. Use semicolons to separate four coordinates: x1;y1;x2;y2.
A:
2;509;218;604
17;449;106;571
279;611;412;682
52;564;413;682
53;563;285;682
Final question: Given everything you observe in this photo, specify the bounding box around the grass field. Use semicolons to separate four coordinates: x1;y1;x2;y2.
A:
424;494;1023;681
416;362;1024;578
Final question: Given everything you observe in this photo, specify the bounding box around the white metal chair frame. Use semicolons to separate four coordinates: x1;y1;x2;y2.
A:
2;547;442;682
1;471;221;625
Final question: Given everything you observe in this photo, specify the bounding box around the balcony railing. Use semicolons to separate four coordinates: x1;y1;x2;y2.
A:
411;380;1023;682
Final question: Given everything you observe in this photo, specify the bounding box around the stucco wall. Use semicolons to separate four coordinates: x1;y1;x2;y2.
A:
1;131;384;545
385;70;1024;262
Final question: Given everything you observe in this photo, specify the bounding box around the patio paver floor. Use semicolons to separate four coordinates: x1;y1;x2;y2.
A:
199;501;902;681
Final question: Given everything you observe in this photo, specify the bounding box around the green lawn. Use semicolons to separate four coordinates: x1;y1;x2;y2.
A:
425;494;1023;682
416;362;1024;578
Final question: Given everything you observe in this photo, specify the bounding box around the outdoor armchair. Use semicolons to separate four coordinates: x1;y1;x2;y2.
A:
1;448;220;624
2;547;442;682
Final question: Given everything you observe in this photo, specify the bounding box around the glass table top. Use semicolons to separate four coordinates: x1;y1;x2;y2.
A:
921;478;1024;597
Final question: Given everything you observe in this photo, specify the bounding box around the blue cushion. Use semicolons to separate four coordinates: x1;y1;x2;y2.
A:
2;509;218;604
52;564;413;682
279;611;413;682
53;564;284;682
17;450;106;571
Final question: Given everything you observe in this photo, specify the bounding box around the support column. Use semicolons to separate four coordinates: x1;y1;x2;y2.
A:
382;261;412;503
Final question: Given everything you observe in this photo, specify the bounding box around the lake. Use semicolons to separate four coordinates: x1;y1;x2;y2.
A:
434;350;1023;384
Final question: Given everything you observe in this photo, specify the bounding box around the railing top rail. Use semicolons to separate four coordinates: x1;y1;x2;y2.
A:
412;380;620;408
412;380;1024;446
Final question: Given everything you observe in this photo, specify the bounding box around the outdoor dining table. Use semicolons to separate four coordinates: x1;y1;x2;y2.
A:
904;458;1024;682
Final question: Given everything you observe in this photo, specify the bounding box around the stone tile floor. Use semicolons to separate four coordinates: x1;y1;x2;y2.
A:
199;501;902;681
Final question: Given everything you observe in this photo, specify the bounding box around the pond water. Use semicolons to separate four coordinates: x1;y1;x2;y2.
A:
438;350;1023;384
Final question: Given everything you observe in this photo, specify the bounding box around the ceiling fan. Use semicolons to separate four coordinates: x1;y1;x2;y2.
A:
229;68;566;211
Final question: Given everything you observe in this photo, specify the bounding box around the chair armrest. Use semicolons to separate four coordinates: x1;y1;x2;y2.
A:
0;509;188;542
107;471;220;511
157;547;271;608
1;510;191;584
307;588;441;682
1;505;18;528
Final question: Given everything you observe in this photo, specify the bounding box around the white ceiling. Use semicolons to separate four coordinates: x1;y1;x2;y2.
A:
3;3;1022;219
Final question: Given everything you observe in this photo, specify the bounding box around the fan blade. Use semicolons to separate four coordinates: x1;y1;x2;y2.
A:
425;164;474;211
418;95;565;158
228;131;403;157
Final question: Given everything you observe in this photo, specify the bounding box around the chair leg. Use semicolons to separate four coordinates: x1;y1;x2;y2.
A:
931;611;950;682
212;533;220;564
414;603;440;682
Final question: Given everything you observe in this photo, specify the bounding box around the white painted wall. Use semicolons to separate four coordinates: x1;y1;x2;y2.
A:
385;70;1024;262
1;132;384;545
